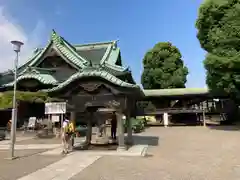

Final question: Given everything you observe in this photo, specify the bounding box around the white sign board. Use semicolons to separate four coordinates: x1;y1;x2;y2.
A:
51;115;60;122
28;117;36;128
45;102;66;114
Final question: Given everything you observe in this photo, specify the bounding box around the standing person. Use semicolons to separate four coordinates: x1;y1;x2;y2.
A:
111;112;117;140
67;119;75;151
7;119;11;131
7;119;11;137
61;118;69;154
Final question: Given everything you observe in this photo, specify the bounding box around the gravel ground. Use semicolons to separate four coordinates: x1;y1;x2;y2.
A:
0;149;63;180
71;126;240;180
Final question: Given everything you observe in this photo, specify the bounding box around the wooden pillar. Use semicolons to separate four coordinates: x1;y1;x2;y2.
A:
70;111;76;146
58;114;63;138
126;113;133;145
117;111;126;151
86;112;92;145
206;100;209;111
203;110;206;127
195;113;199;125
70;111;76;121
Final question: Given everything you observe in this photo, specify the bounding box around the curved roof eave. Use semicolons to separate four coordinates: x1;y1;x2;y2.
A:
42;70;139;93
3;73;58;87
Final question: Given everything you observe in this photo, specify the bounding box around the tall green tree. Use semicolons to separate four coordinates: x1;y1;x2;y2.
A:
196;0;240;96
141;42;188;89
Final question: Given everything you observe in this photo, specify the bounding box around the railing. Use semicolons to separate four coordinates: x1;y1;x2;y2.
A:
136;107;225;115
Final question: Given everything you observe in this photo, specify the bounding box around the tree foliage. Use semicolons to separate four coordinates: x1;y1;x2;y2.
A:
196;0;240;96
141;42;188;89
0;91;64;109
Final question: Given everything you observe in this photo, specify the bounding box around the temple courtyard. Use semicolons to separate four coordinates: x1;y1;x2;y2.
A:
1;126;240;179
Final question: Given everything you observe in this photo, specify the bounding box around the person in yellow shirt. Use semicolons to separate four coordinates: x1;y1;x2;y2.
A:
67;119;75;151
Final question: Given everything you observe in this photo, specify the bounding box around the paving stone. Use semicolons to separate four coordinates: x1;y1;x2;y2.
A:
0;152;62;180
17;153;101;180
71;126;240;180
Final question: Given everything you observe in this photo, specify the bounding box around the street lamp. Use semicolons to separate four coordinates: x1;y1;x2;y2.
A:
10;40;23;159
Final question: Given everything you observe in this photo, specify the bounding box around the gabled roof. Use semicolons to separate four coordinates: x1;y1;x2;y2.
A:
75;40;129;73
13;30;130;75
25;30;90;69
75;40;113;66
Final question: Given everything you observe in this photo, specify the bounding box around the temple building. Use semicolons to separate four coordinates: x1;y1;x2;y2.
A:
0;30;143;150
0;30;234;149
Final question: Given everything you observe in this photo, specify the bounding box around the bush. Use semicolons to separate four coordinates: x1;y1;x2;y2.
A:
75;125;88;137
124;118;145;133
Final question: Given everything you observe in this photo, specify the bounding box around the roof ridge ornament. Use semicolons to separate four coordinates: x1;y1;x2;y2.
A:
51;29;57;39
51;29;63;44
126;66;131;72
112;40;119;50
89;60;93;67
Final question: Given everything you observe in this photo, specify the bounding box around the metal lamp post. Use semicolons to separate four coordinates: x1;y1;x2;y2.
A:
10;40;23;159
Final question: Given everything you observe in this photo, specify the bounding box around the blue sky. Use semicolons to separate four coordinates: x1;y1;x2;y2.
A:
0;0;206;88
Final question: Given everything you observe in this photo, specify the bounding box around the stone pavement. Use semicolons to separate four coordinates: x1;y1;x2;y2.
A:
5;126;240;180
0;143;61;150
16;137;61;145
17;144;147;180
71;126;240;180
15;138;147;180
17;153;101;180
0;134;62;150
0;136;34;145
0;153;63;180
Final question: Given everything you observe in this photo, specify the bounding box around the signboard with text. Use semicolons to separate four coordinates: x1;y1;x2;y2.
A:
45;102;66;114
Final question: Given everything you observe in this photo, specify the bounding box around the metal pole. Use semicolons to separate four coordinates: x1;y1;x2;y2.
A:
10;51;18;159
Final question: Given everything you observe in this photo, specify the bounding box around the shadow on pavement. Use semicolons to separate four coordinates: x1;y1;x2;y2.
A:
133;135;159;146
207;125;240;131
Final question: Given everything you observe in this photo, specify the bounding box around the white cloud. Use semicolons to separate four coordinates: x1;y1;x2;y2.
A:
0;7;47;72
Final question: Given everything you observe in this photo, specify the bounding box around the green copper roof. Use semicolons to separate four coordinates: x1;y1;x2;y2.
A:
4;73;58;87
0;30;136;91
75;40;128;73
43;69;139;92
25;30;89;69
7;30;129;77
76;42;112;66
77;47;107;66
143;88;209;97
101;66;130;76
